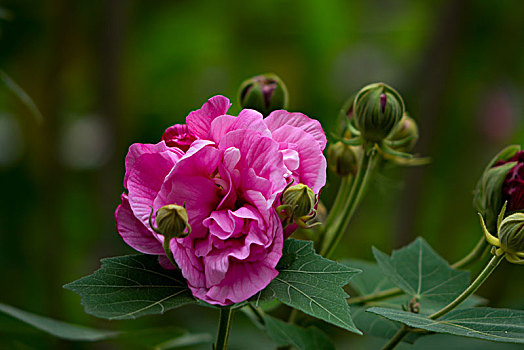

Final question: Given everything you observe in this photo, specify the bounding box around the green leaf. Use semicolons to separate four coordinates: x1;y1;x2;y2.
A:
0;302;118;341
373;237;471;314
368;307;524;344
258;239;362;333
263;314;335;350
64;255;196;320
346;259;486;344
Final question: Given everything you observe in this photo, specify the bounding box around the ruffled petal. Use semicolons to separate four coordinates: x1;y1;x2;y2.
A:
265;110;327;150
272;125;327;193
186;95;231;139
126;143;183;227
115;193;164;255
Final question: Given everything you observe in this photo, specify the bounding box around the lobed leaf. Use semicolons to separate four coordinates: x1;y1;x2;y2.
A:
373;237;470;314
64;255;196;320
257;239;362;333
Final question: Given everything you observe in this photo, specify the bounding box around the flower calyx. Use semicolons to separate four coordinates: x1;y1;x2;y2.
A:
238;73;289;116
474;145;521;231
278;183;319;229
149;204;191;269
479;203;524;264
150;204;191;240
327;141;359;177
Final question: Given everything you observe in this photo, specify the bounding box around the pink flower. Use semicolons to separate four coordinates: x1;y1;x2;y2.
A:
115;96;326;305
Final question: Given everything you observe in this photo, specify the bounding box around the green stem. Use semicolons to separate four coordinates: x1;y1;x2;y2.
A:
381;254;504;350
381;326;409;350
451;236;488;269
429;253;504;319
215;307;233;350
162;238;178;268
321;147;378;258
321;175;353;232
348;287;404;305
246;303;265;326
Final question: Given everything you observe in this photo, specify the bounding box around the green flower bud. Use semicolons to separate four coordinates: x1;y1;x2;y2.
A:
473;145;521;231
154;204;191;239
327;141;359;176
387;114;419;152
498;213;524;254
238;73;289;116
353;83;405;143
281;184;316;219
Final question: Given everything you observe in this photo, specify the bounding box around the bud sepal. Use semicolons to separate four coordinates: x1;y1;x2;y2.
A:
149;204;192;268
277;184;320;229
479;203;524;264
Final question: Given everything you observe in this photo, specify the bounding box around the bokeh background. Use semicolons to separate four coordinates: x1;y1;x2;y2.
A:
1;0;523;349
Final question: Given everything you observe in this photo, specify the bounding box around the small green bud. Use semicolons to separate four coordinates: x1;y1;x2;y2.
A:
281;184;316;219
499;213;524;254
238;73;289;116
387;114;419;152
327;141;359;176
353;83;405;143
154;204;191;239
473;145;520;231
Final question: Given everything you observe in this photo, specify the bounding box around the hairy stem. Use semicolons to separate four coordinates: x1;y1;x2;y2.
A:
321;147;378;258
215;307;233;350
429;253;504;319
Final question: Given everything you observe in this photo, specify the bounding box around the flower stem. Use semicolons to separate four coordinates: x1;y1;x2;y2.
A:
321;175;353;232
215;307;233;350
429;253;504;319
381;326;409;350
162;238;178;268
381;253;505;350
320;147;378;258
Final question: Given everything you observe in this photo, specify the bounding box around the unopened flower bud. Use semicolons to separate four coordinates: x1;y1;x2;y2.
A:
282;184;316;219
474;145;521;231
387;114;419;152
238;73;288;116
327;141;359;176
154;204;191;239
499;213;524;254
353;83;405;143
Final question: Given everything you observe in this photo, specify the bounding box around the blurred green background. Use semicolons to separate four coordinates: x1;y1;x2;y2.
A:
0;0;523;349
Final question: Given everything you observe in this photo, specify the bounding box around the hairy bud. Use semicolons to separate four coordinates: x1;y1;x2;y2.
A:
238;73;288;116
353;83;405;143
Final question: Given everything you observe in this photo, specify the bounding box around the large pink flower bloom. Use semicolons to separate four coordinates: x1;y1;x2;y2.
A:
115;96;326;305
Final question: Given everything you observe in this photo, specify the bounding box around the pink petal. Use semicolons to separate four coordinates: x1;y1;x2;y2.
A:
115;193;164;255
208;109;271;142
186;95;231;139
162;124;196;152
124;142;183;188
127;146;182;227
154;144;221;239
265;110;327;150
272;125;327;193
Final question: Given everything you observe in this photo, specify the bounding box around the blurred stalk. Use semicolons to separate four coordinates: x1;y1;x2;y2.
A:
37;0;72;323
